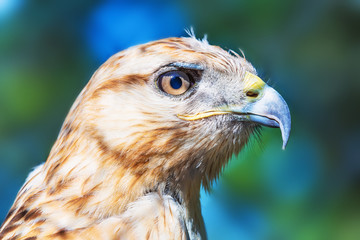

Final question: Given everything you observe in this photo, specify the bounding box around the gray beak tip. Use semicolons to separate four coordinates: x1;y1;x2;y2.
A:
280;114;291;150
282;141;288;150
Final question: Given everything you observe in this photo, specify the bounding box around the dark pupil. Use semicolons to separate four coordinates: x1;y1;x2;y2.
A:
170;76;183;89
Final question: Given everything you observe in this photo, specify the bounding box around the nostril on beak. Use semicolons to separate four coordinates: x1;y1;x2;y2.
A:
246;90;259;98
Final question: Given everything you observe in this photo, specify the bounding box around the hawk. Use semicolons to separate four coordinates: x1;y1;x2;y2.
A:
0;35;290;239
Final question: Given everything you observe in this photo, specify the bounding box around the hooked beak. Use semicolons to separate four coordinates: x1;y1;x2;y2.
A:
229;84;291;149
178;72;291;149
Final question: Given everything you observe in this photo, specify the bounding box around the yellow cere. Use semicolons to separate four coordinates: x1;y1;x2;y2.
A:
243;71;266;93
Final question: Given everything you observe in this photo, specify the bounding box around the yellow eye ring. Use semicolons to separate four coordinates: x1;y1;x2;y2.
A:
157;71;192;95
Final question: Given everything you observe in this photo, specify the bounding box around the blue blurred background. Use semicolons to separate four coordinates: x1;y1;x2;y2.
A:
1;0;359;239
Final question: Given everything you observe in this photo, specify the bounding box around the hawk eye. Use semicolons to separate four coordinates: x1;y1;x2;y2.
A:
157;71;192;95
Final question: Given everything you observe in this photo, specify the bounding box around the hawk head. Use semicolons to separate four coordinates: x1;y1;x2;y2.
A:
1;36;290;239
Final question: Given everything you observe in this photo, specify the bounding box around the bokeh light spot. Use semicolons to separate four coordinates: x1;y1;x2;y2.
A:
0;0;22;20
85;0;188;62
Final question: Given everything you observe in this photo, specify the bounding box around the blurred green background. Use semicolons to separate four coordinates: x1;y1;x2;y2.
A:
0;0;359;239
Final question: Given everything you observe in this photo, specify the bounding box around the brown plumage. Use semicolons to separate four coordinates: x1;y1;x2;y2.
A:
0;35;290;239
